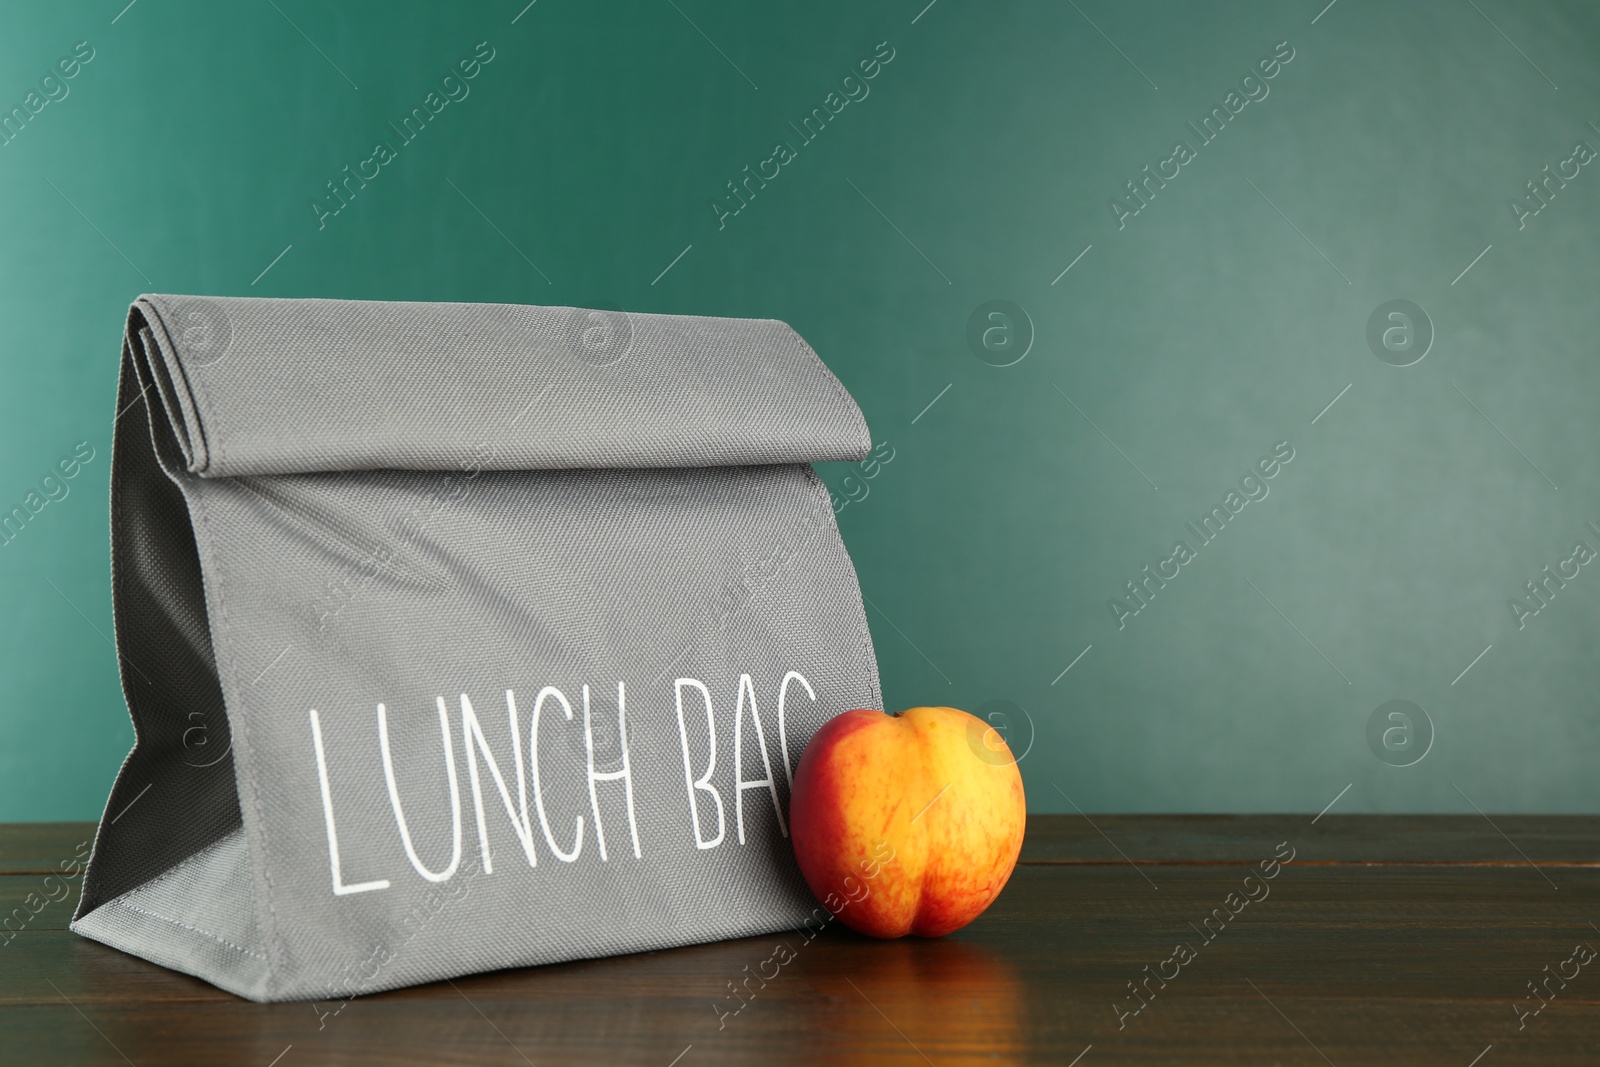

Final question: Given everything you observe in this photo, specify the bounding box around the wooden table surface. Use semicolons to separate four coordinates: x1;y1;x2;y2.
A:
3;815;1597;1065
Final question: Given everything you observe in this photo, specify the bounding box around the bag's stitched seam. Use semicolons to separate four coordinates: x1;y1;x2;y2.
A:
107;898;267;961
186;480;288;989
128;302;281;986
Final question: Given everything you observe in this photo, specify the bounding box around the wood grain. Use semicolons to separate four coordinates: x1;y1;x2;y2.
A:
0;824;94;876
3;816;1598;1065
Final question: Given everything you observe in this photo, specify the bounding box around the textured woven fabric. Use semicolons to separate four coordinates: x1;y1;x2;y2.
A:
72;295;881;1002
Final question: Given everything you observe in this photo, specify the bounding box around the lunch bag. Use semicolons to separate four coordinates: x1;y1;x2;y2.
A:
71;295;881;1001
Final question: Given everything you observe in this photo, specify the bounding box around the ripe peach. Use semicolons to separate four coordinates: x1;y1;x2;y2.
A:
789;707;1026;937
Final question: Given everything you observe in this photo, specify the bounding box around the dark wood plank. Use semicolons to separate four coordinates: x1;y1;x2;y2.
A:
0;824;94;875
1019;813;1600;866
4;830;1600;1065
0;872;82;935
13;816;1600;871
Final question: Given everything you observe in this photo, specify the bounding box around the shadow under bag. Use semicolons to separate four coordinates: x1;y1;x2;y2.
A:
72;295;882;1001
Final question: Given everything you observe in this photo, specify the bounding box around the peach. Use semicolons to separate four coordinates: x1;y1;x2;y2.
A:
789;706;1026;937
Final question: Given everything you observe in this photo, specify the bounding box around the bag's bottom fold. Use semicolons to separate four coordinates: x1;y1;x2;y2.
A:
72;829;272;1001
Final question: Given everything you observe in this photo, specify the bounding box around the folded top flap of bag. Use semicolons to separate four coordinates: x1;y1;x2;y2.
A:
127;294;871;477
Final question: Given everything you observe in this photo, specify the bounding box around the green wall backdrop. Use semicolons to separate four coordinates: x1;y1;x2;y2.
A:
3;0;1599;819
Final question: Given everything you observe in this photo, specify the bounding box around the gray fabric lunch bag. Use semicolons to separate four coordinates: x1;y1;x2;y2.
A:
71;294;882;1002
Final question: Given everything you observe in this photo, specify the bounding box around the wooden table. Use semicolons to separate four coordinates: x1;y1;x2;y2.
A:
3;816;1596;1065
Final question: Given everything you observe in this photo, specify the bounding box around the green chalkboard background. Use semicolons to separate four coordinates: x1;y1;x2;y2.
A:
3;0;1598;819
